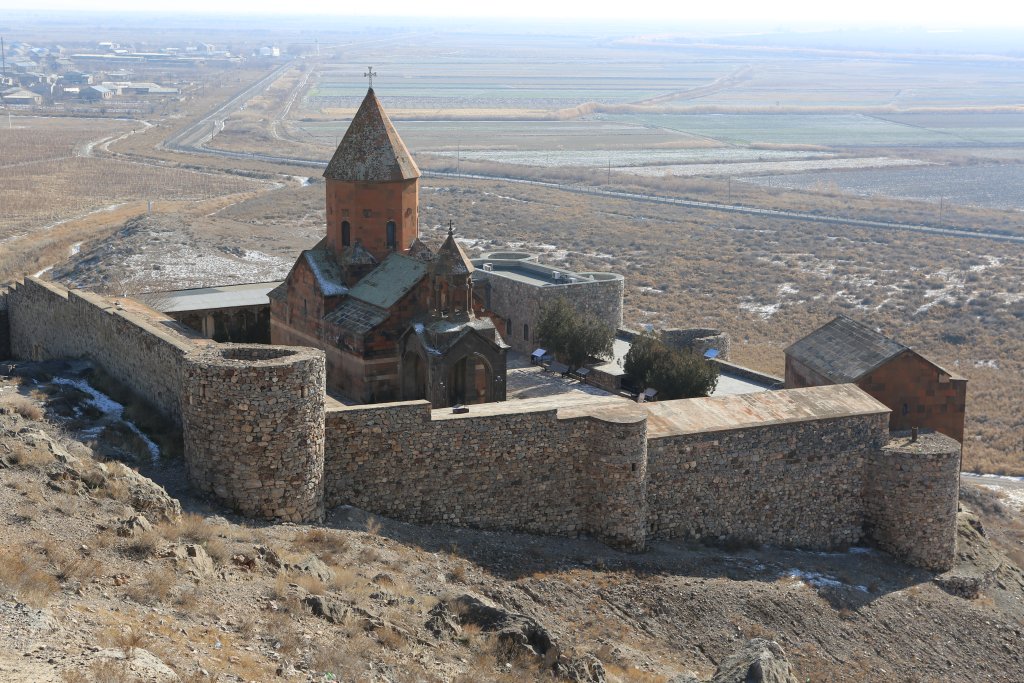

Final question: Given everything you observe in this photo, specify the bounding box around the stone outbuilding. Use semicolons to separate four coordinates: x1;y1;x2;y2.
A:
269;87;507;407
784;314;966;442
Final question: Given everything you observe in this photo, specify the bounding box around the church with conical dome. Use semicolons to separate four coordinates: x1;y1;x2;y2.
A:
269;87;508;407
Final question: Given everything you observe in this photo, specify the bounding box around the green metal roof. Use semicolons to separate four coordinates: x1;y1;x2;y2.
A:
348;253;427;309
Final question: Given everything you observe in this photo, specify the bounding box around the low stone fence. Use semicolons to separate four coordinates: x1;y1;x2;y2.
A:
662;327;731;360
711;359;784;388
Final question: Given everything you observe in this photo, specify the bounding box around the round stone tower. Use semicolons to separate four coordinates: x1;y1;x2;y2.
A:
181;344;326;522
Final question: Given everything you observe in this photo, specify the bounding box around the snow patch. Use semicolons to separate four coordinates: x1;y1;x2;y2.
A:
782;569;868;592
739;301;781;319
52;377;160;461
778;283;799;296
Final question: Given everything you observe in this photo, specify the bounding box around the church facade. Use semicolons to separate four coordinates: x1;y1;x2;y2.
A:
269;88;507;407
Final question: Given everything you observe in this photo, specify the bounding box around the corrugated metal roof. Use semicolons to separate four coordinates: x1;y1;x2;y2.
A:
136;281;281;313
324;297;388;334
323;88;420;183
784;315;907;383
348;253;427;309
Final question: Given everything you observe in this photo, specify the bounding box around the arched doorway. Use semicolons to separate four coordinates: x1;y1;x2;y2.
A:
401;351;427;400
449;353;492;406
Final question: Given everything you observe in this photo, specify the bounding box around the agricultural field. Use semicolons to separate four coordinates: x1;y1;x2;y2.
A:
598;113;972;147
743;164;1024;212
660;58;1024;109
290;119;711;152
0;136;267;236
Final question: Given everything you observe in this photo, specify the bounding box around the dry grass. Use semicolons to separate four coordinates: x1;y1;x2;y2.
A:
265;610;303;655
293;572;327;596
127;566;176;605
43;540;103;585
1;395;45;421
121;528;163;559
292;527;350;562
373;624;408;650
447;562;469;584
112;625;152;658
83;658;139;683
6;443;54;469
0;543;60;607
365;516;383;536
204;537;230;566
0;151;263;236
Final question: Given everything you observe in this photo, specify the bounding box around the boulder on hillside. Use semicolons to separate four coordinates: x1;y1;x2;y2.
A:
710;638;798;683
447;592;556;660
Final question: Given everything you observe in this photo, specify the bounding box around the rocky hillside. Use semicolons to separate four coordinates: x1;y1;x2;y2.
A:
0;360;1022;682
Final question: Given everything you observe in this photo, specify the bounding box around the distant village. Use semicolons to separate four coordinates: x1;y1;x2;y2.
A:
0;38;283;113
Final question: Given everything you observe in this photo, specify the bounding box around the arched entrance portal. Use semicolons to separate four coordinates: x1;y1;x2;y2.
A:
401;352;427;400
448;354;492;406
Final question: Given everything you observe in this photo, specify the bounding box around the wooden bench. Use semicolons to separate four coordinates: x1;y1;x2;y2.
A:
569;366;592;383
547;361;570;376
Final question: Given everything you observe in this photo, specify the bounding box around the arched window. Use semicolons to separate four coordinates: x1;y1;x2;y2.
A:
523;323;529;341
341;220;351;247
386;220;397;250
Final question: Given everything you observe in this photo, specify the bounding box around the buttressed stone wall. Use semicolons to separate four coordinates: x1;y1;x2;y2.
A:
4;278;328;523
6;277;196;425
0;277;959;569
645;391;890;549
323;397;649;550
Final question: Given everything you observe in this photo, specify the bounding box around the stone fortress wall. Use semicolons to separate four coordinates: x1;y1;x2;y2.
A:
0;277;960;570
472;253;624;355
3;278;326;522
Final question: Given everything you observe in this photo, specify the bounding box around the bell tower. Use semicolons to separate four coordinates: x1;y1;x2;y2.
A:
323;78;420;264
429;222;475;323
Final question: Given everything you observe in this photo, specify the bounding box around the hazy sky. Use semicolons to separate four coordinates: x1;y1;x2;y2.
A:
2;1;1022;28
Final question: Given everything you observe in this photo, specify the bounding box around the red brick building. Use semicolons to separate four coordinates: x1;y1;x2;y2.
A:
785;315;966;442
269;88;507;406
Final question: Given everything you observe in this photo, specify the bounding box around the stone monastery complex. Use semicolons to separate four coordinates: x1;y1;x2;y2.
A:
0;86;965;572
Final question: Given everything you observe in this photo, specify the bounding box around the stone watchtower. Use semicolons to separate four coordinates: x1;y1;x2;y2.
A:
323;87;421;264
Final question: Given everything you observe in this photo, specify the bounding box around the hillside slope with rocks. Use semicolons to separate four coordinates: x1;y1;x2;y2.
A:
0;360;1022;683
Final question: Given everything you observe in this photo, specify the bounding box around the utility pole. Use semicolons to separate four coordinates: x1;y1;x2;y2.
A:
456;140;461;175
939;196;945;225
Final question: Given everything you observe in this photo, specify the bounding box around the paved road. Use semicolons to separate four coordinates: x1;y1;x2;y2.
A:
160;68;1024;246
